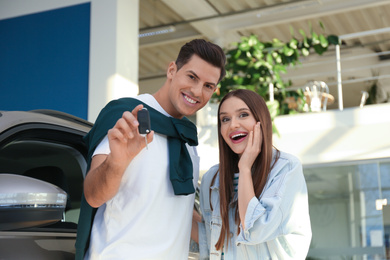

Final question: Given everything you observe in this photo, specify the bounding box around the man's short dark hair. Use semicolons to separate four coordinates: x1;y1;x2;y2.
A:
175;39;226;83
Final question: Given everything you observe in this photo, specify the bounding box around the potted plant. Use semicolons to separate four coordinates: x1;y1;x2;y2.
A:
214;22;339;133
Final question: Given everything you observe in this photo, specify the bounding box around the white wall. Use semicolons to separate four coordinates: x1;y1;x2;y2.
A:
88;0;139;122
197;102;390;173
273;103;390;165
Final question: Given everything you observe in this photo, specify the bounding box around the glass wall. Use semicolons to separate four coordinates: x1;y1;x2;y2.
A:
305;160;390;260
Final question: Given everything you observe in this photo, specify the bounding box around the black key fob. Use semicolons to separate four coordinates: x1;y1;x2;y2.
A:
137;108;151;134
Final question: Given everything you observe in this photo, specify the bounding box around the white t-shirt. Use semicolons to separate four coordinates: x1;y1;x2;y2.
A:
85;94;200;260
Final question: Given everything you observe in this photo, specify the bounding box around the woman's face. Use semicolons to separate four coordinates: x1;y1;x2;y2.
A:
219;96;259;156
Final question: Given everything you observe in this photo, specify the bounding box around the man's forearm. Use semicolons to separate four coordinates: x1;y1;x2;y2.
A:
84;154;128;208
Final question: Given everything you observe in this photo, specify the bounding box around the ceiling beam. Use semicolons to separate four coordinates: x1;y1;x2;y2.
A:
160;0;238;44
139;23;202;49
217;0;390;32
139;0;390;49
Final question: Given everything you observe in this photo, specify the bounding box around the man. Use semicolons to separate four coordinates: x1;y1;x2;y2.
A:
75;39;226;259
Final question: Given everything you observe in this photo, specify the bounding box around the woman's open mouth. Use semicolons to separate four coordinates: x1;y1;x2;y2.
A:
230;132;248;144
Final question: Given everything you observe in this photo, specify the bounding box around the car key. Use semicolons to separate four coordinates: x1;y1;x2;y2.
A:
137;108;151;149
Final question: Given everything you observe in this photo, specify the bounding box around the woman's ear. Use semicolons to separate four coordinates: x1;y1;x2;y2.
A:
167;61;176;79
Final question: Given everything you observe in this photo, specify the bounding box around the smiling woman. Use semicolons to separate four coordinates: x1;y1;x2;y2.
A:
219;96;258;155
196;89;312;260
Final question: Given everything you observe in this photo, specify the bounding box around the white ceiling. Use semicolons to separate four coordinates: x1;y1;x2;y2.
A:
138;0;390;109
139;0;390;77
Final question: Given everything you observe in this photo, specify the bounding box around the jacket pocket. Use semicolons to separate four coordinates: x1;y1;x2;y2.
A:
210;215;222;231
209;215;222;257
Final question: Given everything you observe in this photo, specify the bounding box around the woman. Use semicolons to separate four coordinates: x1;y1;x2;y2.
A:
197;89;312;259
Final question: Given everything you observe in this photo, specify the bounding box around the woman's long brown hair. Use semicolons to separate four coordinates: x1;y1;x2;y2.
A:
214;89;280;251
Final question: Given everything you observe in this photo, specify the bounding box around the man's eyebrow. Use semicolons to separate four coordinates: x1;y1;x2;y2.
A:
187;70;217;87
187;70;200;80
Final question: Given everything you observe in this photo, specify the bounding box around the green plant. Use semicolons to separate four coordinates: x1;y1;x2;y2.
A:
215;22;339;129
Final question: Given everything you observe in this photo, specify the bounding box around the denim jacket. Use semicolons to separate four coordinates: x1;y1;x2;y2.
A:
198;150;312;260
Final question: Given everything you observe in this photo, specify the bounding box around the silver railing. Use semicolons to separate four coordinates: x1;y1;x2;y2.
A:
277;27;390;112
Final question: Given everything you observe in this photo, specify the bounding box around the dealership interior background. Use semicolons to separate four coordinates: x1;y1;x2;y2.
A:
1;0;390;259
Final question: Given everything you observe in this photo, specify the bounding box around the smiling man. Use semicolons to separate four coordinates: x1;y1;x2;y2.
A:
75;39;226;260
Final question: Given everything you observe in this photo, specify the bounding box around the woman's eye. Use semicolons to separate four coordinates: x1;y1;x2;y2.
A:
221;117;230;123
239;112;249;118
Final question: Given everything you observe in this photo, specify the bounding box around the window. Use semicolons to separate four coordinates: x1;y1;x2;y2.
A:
305;160;390;259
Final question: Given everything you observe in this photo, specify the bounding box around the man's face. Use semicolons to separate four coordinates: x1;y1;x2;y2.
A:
165;55;221;118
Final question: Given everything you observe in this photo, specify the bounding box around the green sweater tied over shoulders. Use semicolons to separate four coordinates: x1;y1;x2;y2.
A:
75;97;198;259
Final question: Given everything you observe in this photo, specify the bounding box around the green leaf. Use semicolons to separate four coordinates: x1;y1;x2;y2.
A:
301;48;309;56
274;64;287;73
327;35;339;45
240;36;249;42
232;76;244;85
236;59;248;66
266;53;273;65
259;77;265;83
251;73;261;81
248;35;258;46
303;37;310;48
254;61;262;69
313;44;326;55
272;38;285;48
239;42;250;51
253;49;263;59
319;21;325;31
319;34;328;48
233;49;242;59
283;45;294;56
289;38;298;49
299;29;306;38
312;32;320;44
258;42;265;50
